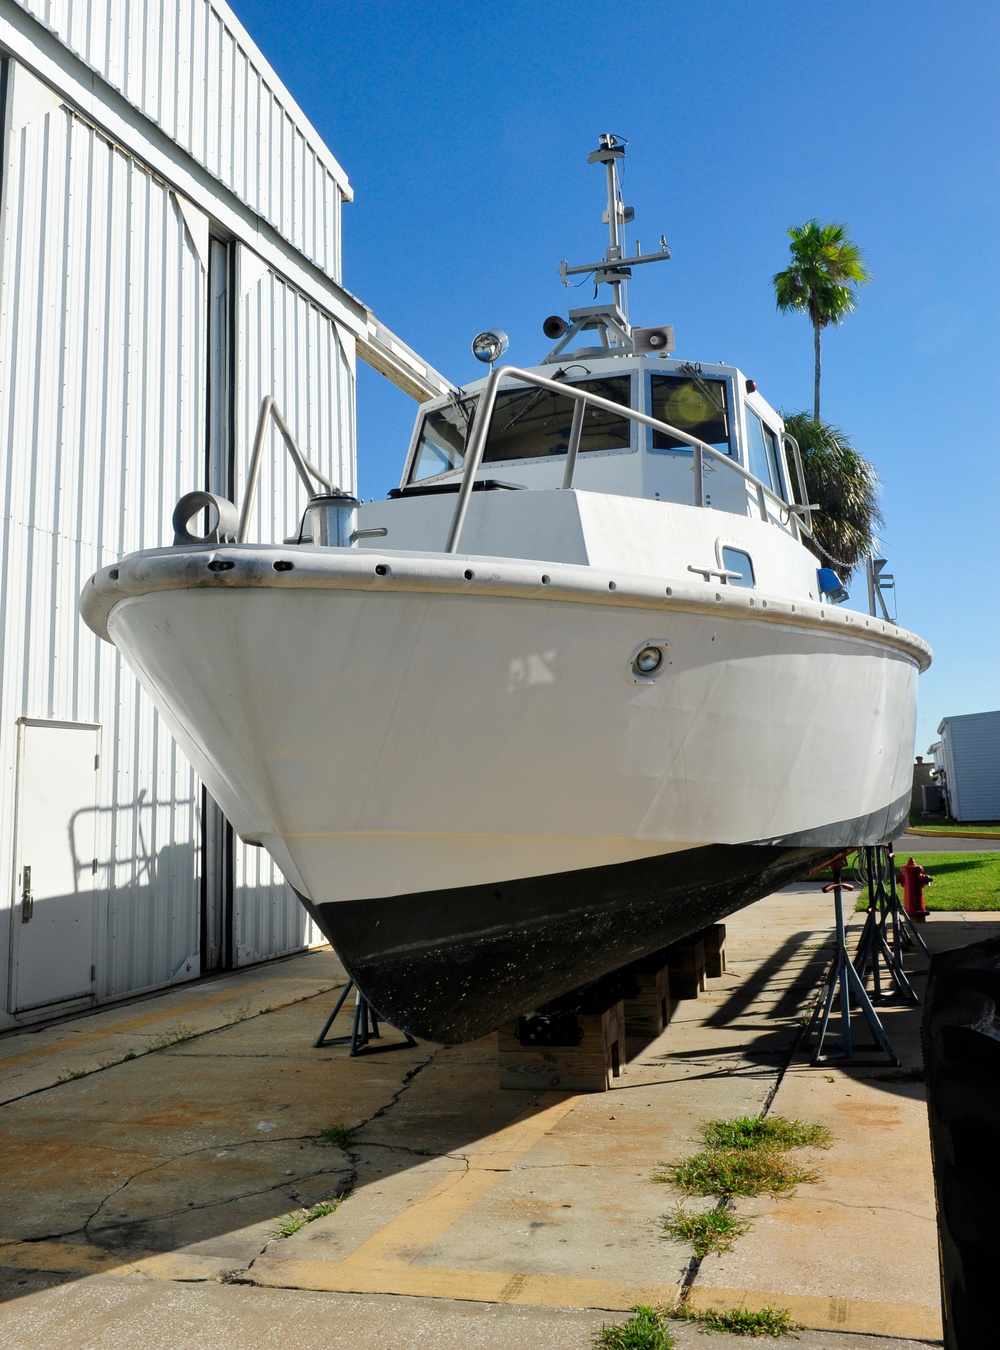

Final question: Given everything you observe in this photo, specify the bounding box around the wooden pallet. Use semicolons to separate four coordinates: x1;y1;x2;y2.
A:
497;1000;626;1092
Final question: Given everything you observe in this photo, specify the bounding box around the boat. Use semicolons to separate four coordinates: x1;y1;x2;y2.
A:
80;135;931;1042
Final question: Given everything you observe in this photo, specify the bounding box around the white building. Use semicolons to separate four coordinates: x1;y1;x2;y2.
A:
0;0;449;1027
928;712;1000;823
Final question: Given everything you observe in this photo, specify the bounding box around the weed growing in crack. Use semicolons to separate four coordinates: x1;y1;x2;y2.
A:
667;1301;797;1337
655;1114;831;1259
315;1123;355;1150
233;999;253;1022
56;1068;88;1082
657;1147;818;1198
593;1306;675;1349
699;1116;831;1152
660;1204;751;1257
271;1194;347;1238
147;1024;197;1052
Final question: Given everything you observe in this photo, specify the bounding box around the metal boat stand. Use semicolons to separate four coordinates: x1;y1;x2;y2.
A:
314;979;417;1056
853;844;922;1006
804;859;899;1066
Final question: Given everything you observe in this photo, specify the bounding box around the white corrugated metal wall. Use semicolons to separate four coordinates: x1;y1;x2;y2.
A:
0;2;357;1022
0;79;205;1006
16;0;344;280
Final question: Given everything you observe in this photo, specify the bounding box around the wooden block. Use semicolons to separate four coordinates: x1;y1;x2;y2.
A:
496;1000;625;1092
699;923;727;977
665;937;706;999
623;964;671;1038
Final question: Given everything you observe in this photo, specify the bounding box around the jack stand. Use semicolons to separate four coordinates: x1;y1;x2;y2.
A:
885;842;930;959
853;845;919;1005
314;979;417;1056
804;860;899;1066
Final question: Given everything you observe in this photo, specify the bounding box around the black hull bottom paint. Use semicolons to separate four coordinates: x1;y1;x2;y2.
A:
297;843;833;1042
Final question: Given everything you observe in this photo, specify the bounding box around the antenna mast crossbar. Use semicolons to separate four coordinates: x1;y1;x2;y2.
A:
545;133;670;362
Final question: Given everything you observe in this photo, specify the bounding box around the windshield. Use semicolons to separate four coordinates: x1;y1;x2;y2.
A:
408;376;632;484
650;374;731;455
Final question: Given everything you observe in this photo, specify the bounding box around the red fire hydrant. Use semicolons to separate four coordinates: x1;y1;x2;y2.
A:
899;857;932;922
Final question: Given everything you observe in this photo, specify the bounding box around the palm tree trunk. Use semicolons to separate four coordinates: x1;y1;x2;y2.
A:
813;321;821;420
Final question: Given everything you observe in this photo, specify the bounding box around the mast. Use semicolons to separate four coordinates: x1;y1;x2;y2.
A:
543;134;670;362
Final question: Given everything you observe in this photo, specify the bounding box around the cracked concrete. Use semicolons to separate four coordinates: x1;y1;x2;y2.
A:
1;889;985;1346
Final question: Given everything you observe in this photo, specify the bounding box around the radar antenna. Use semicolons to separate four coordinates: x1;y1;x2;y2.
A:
543;134;671;363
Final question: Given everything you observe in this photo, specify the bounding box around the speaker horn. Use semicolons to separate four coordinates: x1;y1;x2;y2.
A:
542;315;568;339
632;324;675;355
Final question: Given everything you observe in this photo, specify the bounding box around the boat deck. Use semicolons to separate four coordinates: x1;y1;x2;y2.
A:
1;884;978;1348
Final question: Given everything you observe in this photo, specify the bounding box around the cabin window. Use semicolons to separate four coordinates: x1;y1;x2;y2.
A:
409;396;478;482
481;375;631;463
721;546;755;587
650;374;730;454
744;409;787;501
408;377;632;483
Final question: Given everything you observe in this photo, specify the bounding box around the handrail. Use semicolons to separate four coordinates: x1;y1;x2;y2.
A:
443;366;805;554
238;396;336;543
782;431;814;535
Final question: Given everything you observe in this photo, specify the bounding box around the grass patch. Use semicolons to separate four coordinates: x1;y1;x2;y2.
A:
905;852;1000;911
657;1148;818;1198
593;1306;675;1349
314;1123;355;1149
655;1115;830;1259
668;1302;797;1337
661;1205;751;1257
271;1195;346;1239
699;1116;831;1152
850;853;1000;912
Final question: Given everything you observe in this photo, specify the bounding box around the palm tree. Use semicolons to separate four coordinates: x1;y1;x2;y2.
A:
783;412;882;578
773;221;871;420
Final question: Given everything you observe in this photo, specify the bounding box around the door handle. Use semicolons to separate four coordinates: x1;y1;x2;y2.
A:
21;865;32;923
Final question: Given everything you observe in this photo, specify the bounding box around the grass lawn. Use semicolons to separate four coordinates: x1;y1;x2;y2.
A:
907;852;1000;911
838;852;1000;911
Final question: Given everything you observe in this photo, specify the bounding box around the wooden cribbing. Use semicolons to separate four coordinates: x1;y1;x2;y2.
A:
697;923;727;978
497;999;626;1092
665;937;706;999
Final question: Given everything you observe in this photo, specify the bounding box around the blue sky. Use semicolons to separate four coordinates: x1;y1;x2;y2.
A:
236;0;999;754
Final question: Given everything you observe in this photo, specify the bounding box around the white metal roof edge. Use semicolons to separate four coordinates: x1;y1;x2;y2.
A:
205;0;353;200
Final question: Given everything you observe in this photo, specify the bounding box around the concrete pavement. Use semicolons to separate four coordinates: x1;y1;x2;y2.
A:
3;883;990;1348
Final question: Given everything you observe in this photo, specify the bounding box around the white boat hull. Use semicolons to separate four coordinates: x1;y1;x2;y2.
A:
82;543;925;1039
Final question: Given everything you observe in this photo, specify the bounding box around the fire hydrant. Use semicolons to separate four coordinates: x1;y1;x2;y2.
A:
899;857;932;922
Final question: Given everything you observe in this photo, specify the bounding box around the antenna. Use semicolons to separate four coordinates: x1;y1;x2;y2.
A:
544;134;671;363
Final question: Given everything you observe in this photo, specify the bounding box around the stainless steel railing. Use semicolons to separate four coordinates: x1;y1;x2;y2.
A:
443;366;815;555
238;396;336;543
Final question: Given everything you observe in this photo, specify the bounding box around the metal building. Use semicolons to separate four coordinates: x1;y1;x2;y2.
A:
0;0;449;1027
928;712;1000;823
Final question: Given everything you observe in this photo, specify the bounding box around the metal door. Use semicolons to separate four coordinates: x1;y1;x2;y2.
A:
9;720;100;1012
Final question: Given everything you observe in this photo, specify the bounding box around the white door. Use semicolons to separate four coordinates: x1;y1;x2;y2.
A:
9;720;100;1012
